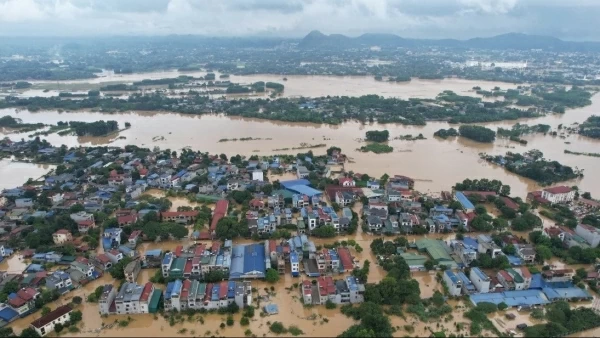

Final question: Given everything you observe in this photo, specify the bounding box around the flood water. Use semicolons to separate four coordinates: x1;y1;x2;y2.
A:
2;91;599;198
0;159;54;190
26;70;519;99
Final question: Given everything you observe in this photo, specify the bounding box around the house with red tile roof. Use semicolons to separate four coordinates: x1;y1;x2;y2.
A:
497;270;514;290
77;220;95;233
301;280;313;304
161;211;199;224
52;229;72;245
337;247;354;271
210;200;229;233
541;186;575;204
118;213;138;227
339;177;355;187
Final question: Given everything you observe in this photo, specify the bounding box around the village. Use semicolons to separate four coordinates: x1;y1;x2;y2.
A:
0;137;598;337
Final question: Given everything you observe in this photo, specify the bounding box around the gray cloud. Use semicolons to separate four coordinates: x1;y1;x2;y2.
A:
0;0;598;41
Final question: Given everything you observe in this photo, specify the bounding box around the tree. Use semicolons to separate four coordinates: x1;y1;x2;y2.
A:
535;245;552;263
432;291;445;306
240;317;250;326
19;328;40;338
108;257;133;280
54;323;64;333
424;260;435;271
41;306;51;316
365;130;390;142
325;300;337;309
70;310;83;323
265;268;280;283
498;302;508;311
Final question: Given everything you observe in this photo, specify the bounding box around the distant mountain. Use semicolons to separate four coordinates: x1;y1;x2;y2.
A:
298;31;600;51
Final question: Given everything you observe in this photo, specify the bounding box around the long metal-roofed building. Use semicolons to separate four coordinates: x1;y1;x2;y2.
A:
454;191;475;212
229;243;266;280
470;289;550;308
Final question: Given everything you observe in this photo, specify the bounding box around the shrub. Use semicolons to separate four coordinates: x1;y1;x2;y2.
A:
240;317;250;326
269;322;287;334
226;315;234;326
325;300;337;309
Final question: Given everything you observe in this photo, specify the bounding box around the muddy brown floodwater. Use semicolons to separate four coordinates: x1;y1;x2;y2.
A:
2;92;600;198
26;70;519;99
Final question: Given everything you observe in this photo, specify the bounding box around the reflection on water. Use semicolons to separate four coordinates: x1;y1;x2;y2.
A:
0;159;54;190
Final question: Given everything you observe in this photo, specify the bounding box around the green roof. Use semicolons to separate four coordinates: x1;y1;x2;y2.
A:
60;256;76;262
400;252;428;266
170;257;186;276
149;289;162;313
415;239;453;262
273;189;294;199
507;268;524;283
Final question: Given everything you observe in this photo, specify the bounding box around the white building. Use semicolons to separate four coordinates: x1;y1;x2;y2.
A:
30;305;73;337
469;267;490;293
442;270;462;297
541;186;575;204
575;223;600;248
252;170;264;182
52;229;73;245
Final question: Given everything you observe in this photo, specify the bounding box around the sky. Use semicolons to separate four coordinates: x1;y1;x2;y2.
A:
0;0;599;41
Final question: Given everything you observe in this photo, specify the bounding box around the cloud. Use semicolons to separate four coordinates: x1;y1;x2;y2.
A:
0;0;598;40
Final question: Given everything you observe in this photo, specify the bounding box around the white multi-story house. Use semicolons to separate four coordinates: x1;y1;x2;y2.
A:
443;270;462;297
541;186;575;204
575;223;600;247
30;305;73;337
469;267;490;293
52;229;73;245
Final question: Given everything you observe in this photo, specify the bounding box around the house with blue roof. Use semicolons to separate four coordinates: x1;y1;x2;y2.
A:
290;252;300;277
45;270;73;294
457;272;477;294
443;270;462;296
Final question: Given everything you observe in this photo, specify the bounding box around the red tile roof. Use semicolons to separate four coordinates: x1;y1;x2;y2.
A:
219;281;228;299
128;230;142;240
118;214;137;224
17;288;35;301
181;279;191;299
544;186;572;194
54;229;70;235
210;200;229;231
139;282;154;302
194;244;206;257
499;270;513;282
174;246;183;257
184;260;193;274
211;242;221;253
502;197;519;210
337;247;354;270
520;267;532;279
302;280;312;296
198;231;211;240
96;253;110;264
269;240;277;254
8;296;26;308
204;283;213;303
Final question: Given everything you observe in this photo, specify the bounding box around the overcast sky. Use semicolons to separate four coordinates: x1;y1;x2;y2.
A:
0;0;598;41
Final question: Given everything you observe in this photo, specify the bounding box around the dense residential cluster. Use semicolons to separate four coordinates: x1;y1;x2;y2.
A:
0;135;598;336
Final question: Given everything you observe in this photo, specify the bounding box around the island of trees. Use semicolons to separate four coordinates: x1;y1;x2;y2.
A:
579;115;600;139
365;130;390;142
433;128;459;139
481;149;584;185
458;125;496;143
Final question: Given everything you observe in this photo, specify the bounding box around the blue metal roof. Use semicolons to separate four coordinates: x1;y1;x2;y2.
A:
506;255;522;266
472;267;489;281
162;253;173;265
455;192;475;210
145;249;163;257
543;287;592;300
470;289;550;307
280;179;311;189
227;281;236;298
243;244;265;275
444;270;459;284
0;307;18;322
286;185;322;197
463;237;478;249
165;282;175;300
211;284;220;301
290;252;299;263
